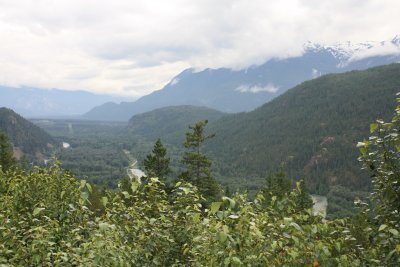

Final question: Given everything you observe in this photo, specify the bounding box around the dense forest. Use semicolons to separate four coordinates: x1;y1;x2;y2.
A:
206;64;400;192
23;64;400;218
0;95;399;265
0;108;55;162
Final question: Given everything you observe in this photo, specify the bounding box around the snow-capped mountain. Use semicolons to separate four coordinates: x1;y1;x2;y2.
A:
304;35;400;66
83;36;400;121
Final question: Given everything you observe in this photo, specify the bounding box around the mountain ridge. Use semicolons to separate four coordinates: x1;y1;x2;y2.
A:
0;86;135;118
0;107;56;161
205;63;400;193
83;38;400;121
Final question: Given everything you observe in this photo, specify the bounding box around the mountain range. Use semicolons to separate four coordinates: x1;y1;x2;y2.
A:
0;86;134;118
83;36;400;121
126;63;400;194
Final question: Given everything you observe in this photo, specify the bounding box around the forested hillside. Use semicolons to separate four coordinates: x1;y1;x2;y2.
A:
128;105;225;144
206;64;400;193
32;120;130;187
1;98;399;265
0;107;55;161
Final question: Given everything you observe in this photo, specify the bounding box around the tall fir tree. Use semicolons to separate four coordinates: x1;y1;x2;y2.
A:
180;120;220;200
294;178;314;211
0;131;16;172
144;138;171;181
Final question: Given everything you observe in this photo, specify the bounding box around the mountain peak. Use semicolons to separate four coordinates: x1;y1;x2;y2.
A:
303;35;400;64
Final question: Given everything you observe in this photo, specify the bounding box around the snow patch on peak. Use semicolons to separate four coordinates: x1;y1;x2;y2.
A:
391;35;400;46
304;36;400;65
236;84;279;94
169;78;180;86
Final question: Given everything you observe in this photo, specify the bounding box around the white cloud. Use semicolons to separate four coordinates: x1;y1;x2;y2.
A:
312;68;321;79
0;0;399;96
236;84;279;94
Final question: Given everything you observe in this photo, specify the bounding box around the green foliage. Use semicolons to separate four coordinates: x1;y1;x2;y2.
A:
180;120;220;200
207;64;400;194
0;131;16;171
263;165;292;200
0;159;399;265
326;185;369;219
128;105;225;145
39;120;131;187
294;178;314;211
144;138;171;181
358;93;400;224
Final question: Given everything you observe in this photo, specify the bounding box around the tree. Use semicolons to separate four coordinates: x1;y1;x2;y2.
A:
358;93;400;224
0;131;16;172
144;138;171;181
263;165;292;199
180;120;220;200
293;178;314;211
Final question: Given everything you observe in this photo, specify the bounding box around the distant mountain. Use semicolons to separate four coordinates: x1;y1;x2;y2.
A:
83;37;400;121
0;107;55;161
0;86;134;118
204;63;400;194
128;105;225;144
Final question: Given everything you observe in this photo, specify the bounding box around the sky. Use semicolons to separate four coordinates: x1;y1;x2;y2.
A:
0;0;399;97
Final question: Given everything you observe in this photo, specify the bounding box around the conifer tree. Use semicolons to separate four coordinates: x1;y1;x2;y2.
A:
180;120;220;200
0;131;16;172
294;178;314;210
264;165;292;198
144;138;171;181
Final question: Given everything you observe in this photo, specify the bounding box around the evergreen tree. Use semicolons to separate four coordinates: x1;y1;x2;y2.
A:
144;138;171;181
264;165;292;198
294;178;314;210
0;131;16;172
180;120;220;200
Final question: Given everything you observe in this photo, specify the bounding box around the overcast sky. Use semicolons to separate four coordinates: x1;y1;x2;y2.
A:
0;0;399;97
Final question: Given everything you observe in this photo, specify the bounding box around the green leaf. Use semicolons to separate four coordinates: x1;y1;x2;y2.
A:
181;187;191;194
131;180;139;193
192;213;200;223
378;224;388;231
370;123;379;133
33;207;45;216
86;182;92;193
79;179;86;189
290;222;302;232
101;196;108;207
80;191;89;201
122;191;131;199
210;202;222;214
389;228;399;236
217;231;228;243
222;196;236;209
231;256;242;266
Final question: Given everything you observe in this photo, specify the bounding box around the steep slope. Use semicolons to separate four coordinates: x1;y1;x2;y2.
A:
0;107;55;160
83;37;400;121
205;63;400;193
128;105;225;144
0;86;133;118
